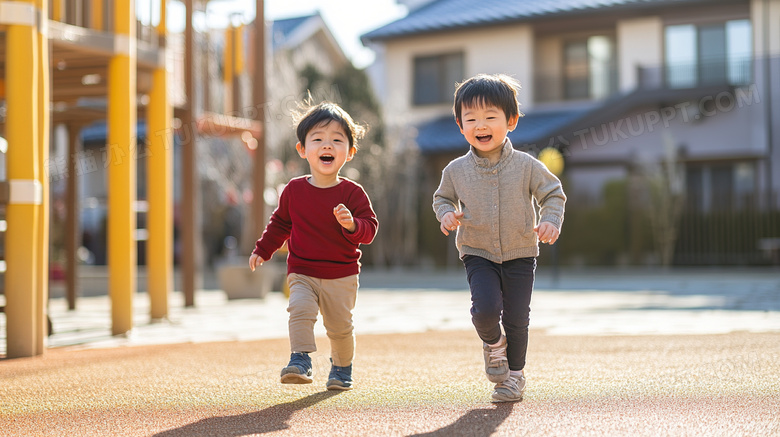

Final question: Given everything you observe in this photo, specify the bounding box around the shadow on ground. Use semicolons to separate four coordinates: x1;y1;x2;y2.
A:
407;403;516;437
152;391;342;436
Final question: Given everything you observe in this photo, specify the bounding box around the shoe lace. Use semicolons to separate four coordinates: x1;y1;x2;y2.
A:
488;345;508;365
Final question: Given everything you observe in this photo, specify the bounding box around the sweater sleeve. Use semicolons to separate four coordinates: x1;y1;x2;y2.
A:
530;159;567;230
432;163;459;222
342;184;378;245
252;184;293;261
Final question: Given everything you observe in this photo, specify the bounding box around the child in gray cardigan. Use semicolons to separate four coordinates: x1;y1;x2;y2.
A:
433;73;566;402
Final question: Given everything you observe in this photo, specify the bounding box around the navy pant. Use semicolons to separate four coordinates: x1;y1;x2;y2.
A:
463;255;536;371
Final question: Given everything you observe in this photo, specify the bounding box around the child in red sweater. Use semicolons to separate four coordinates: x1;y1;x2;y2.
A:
249;101;378;390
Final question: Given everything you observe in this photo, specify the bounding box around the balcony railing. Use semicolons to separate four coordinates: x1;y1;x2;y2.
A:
638;56;754;90
536;56;760;104
534;65;619;104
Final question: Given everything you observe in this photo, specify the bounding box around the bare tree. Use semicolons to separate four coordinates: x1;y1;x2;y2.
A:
638;131;685;267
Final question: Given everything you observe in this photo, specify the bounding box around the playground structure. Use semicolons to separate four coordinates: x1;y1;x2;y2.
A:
0;0;267;358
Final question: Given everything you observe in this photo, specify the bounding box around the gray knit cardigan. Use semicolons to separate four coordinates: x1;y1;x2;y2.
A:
432;138;566;263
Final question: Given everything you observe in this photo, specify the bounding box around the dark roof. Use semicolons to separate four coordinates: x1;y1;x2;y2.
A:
271;13;317;50
362;0;713;42
416;108;589;155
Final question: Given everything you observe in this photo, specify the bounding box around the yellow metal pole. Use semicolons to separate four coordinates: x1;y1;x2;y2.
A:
156;0;166;36
90;0;103;30
147;0;172;320
223;25;233;112
232;23;244;112
108;0;138;336
52;0;62;22
4;0;41;358
36;0;51;354
234;24;245;75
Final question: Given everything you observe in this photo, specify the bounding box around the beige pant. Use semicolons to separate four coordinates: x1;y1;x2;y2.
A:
286;273;359;367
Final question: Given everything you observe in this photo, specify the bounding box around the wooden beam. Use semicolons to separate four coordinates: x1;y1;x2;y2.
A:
196;111;261;138
65;124;82;310
252;0;266;246
181;0;196;307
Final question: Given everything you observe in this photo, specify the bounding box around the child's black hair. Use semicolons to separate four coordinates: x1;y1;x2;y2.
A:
293;100;366;149
453;74;523;127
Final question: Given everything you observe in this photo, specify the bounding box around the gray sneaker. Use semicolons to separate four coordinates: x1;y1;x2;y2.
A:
483;336;509;383
280;352;313;384
491;372;525;402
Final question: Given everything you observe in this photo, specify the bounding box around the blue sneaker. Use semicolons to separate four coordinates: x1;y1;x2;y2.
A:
326;359;353;391
280;352;313;384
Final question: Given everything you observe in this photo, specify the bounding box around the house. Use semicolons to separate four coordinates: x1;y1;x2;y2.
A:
271;13;349;77
362;0;780;266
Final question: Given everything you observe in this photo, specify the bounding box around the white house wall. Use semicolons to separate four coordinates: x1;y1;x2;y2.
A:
616;17;663;92
378;24;534;128
465;25;533;107
751;0;780;56
380;37;428;127
289;33;345;77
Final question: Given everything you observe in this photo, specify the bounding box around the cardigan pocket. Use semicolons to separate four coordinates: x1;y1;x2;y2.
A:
460;202;490;238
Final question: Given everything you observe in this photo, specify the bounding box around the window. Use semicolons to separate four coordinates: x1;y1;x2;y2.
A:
564;41;588;99
413;53;464;106
665;19;752;88
699;24;728;84
726;20;752;84
665;25;697;88
564;36;616;100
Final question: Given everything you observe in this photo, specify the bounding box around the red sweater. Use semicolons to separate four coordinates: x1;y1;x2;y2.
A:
252;176;378;279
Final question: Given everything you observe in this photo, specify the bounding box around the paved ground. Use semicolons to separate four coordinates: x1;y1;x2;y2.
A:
2;330;779;436
1;267;779;436
19;266;780;350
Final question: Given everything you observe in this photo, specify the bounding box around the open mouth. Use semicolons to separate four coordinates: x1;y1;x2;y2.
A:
320;155;335;163
476;134;492;143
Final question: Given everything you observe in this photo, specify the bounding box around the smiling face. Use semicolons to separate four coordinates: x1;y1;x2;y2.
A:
296;120;355;188
458;103;519;160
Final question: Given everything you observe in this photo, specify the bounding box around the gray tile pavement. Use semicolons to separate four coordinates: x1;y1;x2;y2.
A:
1;267;779;355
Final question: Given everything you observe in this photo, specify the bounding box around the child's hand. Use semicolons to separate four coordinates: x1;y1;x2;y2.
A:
333;204;356;233
440;211;464;236
249;253;264;272
534;222;560;245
